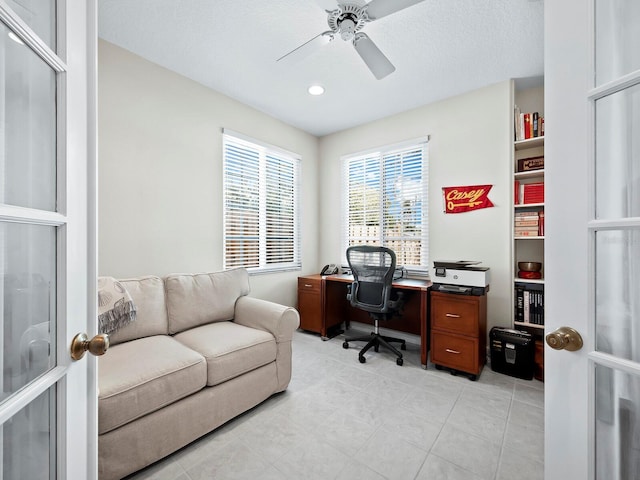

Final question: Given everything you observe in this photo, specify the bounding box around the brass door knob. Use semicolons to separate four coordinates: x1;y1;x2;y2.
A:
70;333;110;361
545;326;583;351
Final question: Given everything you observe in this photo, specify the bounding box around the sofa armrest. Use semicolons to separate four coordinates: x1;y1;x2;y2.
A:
234;296;300;343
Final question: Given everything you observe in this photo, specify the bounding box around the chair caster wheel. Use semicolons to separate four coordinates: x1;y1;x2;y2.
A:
435;364;443;370
359;356;366;364
374;345;379;352
396;358;403;366
400;343;406;351
343;342;349;349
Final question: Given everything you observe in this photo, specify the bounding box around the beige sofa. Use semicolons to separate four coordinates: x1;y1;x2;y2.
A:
97;268;299;480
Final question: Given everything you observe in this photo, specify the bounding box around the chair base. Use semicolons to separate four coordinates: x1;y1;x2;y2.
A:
343;331;406;366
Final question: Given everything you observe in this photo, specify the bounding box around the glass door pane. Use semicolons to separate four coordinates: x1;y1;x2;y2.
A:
595;365;640;479
0;222;56;403
595;0;640;85
0;20;57;212
1;386;55;479
595;84;640;220
3;0;56;50
595;229;640;360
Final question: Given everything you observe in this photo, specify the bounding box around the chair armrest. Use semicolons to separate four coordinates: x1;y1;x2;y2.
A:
234;296;300;343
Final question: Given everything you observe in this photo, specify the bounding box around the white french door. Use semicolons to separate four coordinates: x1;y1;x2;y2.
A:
546;0;640;478
0;1;96;479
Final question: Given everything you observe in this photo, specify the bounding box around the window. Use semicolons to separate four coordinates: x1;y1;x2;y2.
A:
223;130;301;273
342;139;429;274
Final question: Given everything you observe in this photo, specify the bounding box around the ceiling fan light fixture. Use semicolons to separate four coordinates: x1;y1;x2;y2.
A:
308;85;325;96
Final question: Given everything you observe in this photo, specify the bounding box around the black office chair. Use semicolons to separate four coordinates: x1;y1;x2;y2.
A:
342;245;406;366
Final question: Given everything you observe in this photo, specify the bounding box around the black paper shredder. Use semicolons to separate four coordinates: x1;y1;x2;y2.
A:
490;327;535;380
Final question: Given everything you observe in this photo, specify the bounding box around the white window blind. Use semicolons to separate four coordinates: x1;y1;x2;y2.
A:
342;140;429;274
223;131;301;273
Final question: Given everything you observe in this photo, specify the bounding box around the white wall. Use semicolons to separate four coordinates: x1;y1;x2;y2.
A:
318;81;513;330
98;40;319;306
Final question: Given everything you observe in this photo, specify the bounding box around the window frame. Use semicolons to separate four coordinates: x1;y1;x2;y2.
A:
222;129;301;274
341;137;429;275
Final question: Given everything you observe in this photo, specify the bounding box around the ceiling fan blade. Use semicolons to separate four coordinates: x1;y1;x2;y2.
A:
315;0;338;11
277;31;335;64
366;0;426;20
353;33;395;79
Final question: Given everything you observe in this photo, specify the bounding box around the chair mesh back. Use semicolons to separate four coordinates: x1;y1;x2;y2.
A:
346;245;396;313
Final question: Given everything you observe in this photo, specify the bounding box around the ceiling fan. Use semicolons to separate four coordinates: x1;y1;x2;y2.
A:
277;0;427;80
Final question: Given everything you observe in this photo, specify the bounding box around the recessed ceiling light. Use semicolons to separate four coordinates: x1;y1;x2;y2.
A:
308;85;325;96
8;31;24;45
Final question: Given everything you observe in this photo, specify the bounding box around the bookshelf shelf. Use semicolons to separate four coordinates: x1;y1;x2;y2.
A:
515;278;544;284
514;169;545;180
515;202;544;209
514;321;545;330
515;136;544;150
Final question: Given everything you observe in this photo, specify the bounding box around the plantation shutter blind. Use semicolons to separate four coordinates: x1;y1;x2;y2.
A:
343;139;429;274
223;130;301;273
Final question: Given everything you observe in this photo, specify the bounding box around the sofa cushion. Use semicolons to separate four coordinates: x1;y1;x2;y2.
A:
164;269;250;334
98;335;206;435
107;276;169;346
174;321;276;386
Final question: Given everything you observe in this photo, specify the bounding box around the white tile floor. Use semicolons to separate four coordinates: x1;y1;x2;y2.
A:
125;329;544;480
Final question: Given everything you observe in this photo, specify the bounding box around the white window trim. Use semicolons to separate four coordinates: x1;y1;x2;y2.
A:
341;136;429;276
222;129;301;274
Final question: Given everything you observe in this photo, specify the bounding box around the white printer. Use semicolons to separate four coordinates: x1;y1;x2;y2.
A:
431;260;490;295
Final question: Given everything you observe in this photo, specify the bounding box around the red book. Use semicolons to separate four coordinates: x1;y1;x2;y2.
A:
524;114;532;139
523;194;544;204
539;211;545;236
523;183;544;196
514;180;520;204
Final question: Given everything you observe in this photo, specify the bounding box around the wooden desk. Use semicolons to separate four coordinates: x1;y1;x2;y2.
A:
297;274;431;366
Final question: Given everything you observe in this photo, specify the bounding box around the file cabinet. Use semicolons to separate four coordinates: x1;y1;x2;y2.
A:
430;290;487;380
297;275;323;334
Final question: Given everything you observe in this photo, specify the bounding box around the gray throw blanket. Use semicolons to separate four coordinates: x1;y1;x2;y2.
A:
98;277;137;334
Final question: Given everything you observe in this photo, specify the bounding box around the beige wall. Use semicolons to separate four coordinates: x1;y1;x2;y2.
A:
99;39;514;328
318;81;513;329
98;40;319;306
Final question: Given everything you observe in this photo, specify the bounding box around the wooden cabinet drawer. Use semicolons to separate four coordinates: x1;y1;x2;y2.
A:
298;290;322;332
431;331;478;373
431;293;479;336
298;277;321;294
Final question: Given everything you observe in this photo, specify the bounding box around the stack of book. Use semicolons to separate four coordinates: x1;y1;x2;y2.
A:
515;283;545;325
514;105;545;141
522;182;544;204
515;210;544;237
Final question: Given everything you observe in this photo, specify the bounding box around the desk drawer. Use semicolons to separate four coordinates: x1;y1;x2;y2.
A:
431;293;479;336
431;332;478;373
298;277;321;294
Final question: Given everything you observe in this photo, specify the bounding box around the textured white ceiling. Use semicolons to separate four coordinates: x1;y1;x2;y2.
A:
98;0;544;137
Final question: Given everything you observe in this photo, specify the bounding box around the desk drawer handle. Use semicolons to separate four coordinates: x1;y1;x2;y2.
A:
445;313;461;318
304;284;313;288
445;348;461;354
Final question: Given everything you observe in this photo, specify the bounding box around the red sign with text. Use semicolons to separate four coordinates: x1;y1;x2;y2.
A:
443;185;494;214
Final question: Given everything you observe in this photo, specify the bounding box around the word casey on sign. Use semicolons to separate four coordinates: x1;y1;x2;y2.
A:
442;185;494;214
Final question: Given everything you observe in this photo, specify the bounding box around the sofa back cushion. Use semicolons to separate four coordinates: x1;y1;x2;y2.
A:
164;268;250;334
107;276;169;345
